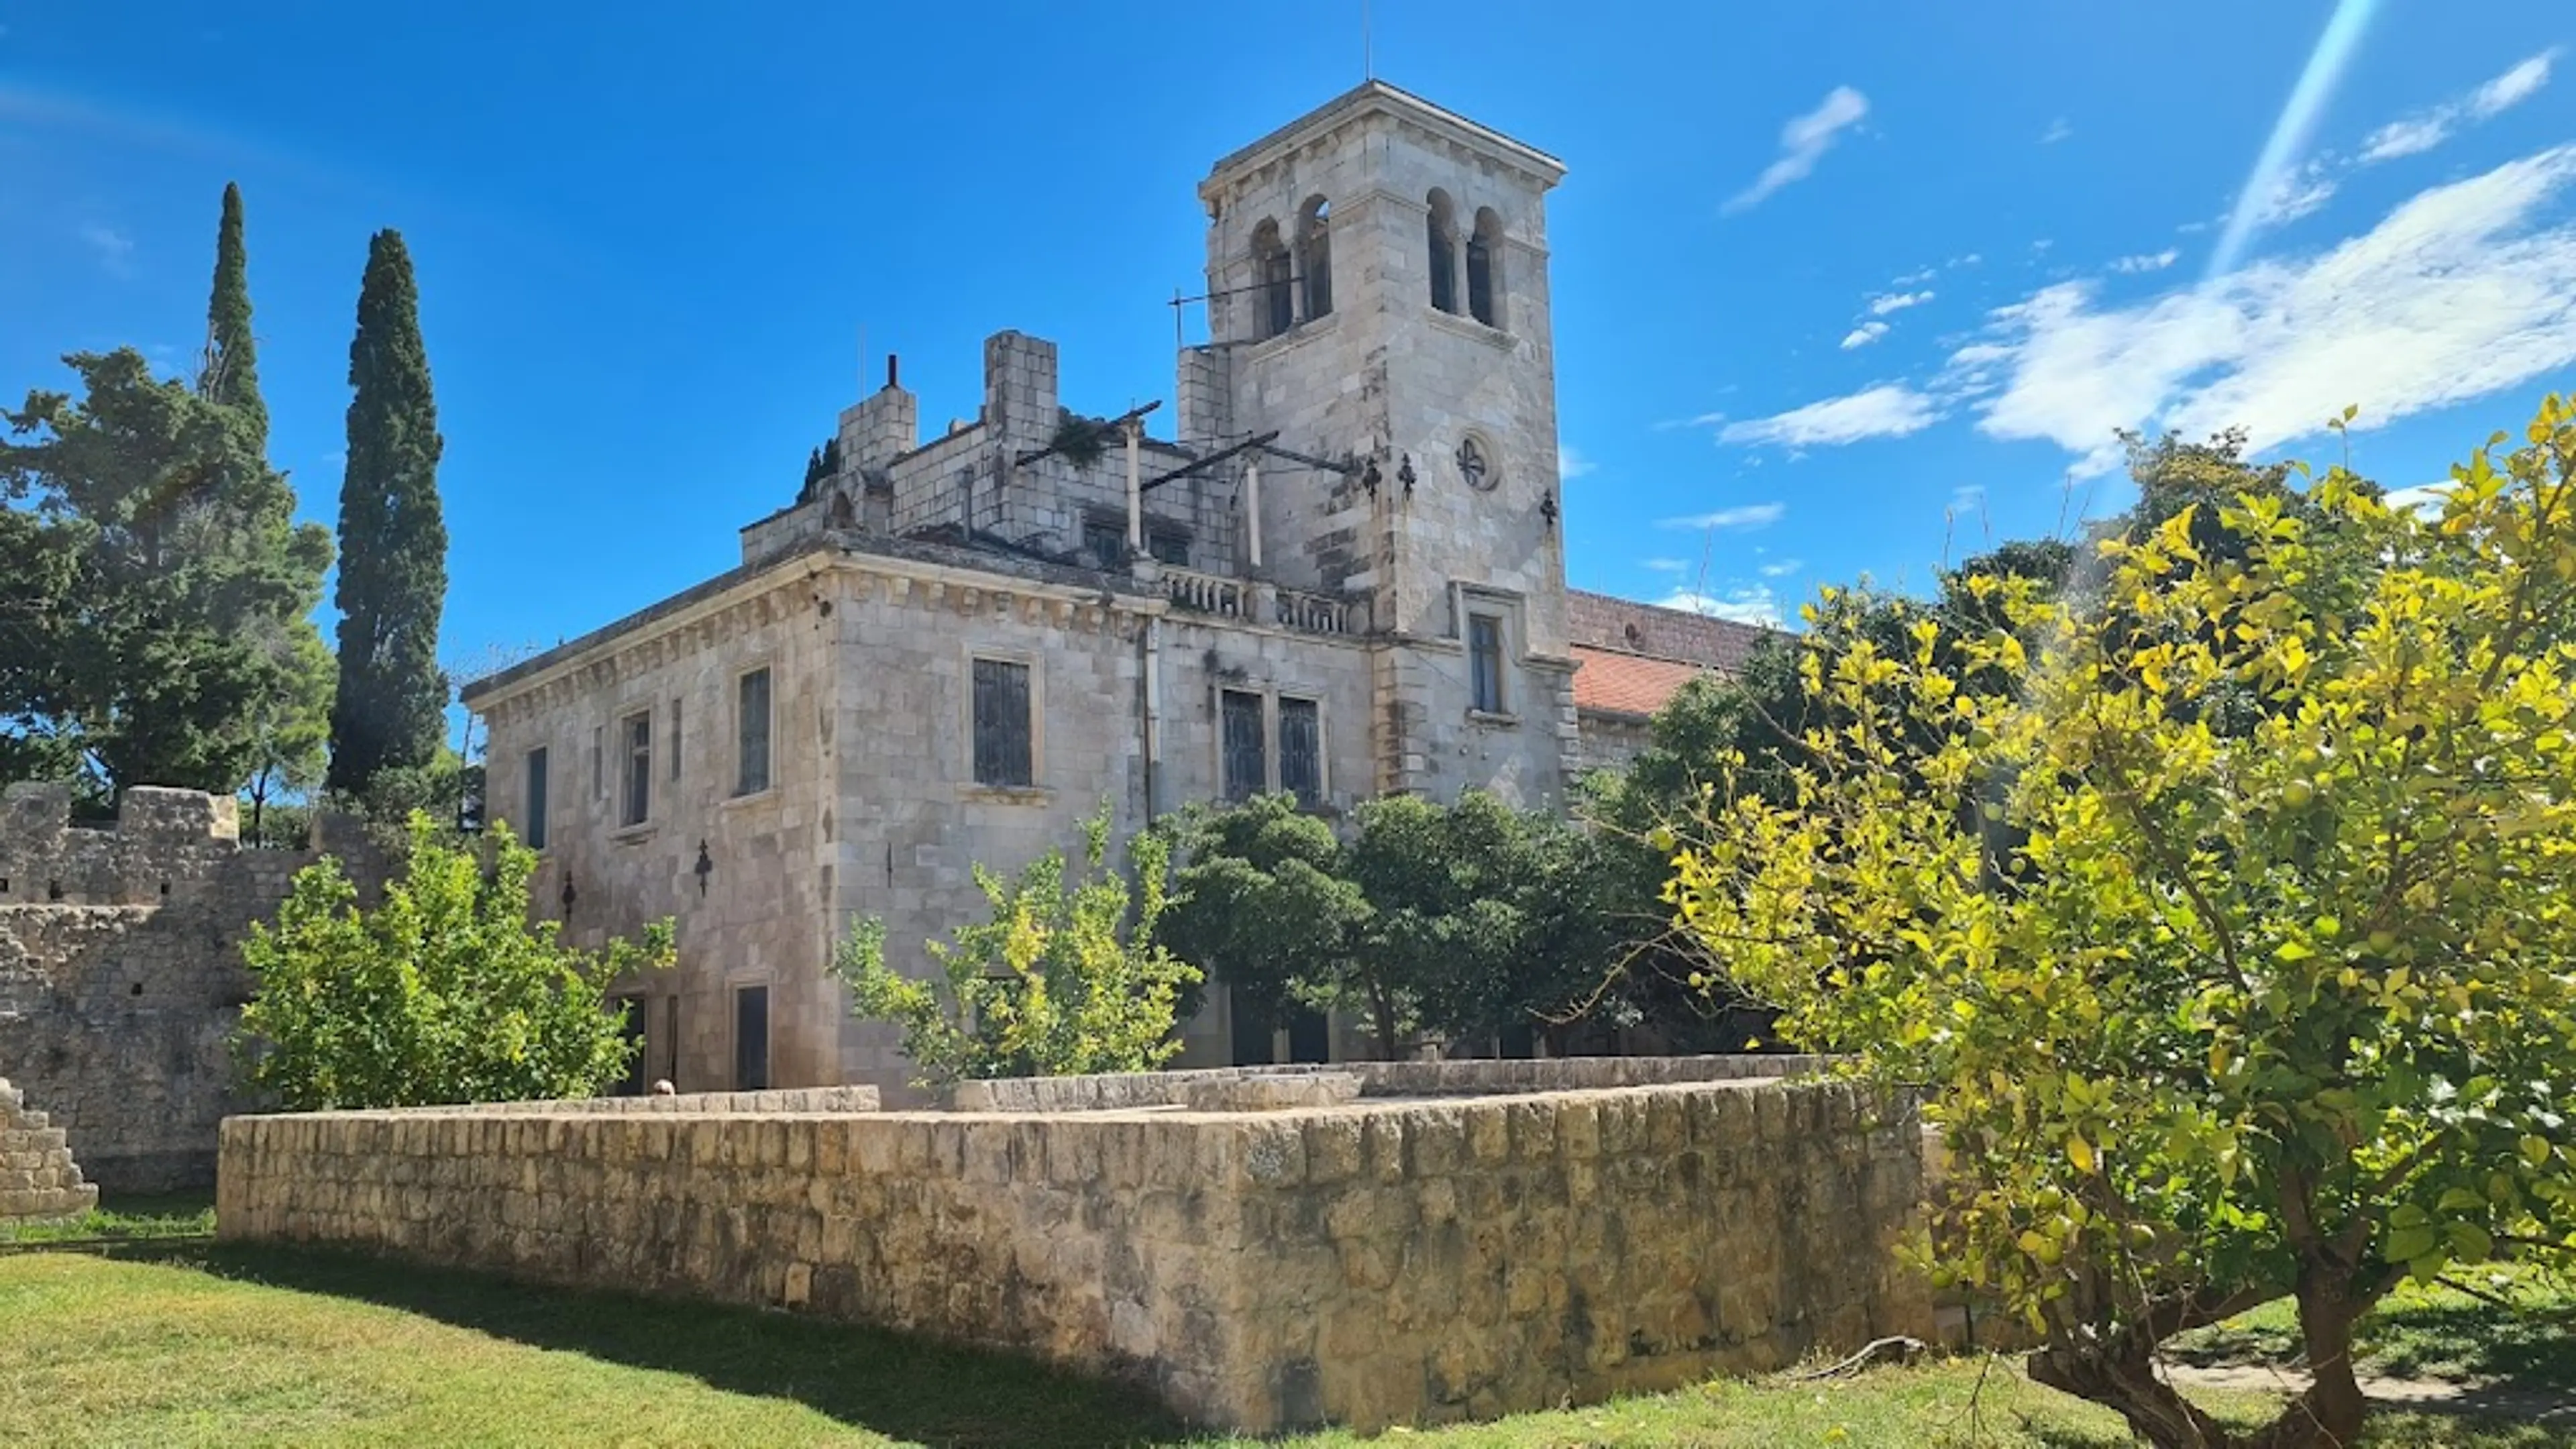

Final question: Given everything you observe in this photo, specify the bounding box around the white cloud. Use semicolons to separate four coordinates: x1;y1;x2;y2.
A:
1960;146;2576;471
1891;267;1937;286
1719;385;1941;449
77;221;133;275
2360;48;2558;164
1949;253;1984;267
1840;321;1890;350
2256;160;2341;227
1640;557;1692;574
1724;85;1869;215
1657;502;1787;532
1758;557;1804;578
2040;117;2074;145
1868;289;1935;316
1654;410;1730;431
1558;443;1596;481
1949;484;1986;514
2379;482;2451;515
1659;586;1784;627
2109;248;2180;274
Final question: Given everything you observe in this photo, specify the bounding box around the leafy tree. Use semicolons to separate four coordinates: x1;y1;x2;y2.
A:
239;629;333;848
328;229;449;798
0;348;332;795
833;807;1199;1086
237;814;674;1110
1668;396;2576;1449
1159;790;1623;1058
201;182;267;451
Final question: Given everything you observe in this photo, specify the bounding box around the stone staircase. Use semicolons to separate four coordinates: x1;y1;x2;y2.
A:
0;1077;97;1226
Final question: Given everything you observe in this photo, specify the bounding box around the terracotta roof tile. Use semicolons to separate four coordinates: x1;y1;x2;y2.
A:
1571;646;1718;720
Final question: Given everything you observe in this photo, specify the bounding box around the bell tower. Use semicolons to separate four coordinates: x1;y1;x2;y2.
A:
1182;82;1576;804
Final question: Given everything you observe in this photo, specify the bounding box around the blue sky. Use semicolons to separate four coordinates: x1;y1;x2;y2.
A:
4;2;2573;673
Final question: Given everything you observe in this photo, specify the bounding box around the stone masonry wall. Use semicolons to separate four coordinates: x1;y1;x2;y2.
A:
219;1070;1932;1433
0;1077;97;1227
0;782;387;1193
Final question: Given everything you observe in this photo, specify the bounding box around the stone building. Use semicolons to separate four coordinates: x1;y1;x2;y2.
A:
460;82;1766;1097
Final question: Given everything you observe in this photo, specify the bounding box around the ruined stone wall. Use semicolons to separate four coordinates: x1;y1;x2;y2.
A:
0;1076;96;1226
0;782;385;1193
219;1070;1932;1433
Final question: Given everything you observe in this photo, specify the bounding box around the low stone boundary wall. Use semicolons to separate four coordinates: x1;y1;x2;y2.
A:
219;1067;1931;1432
945;1052;1828;1112
400;1086;881;1116
1;1078;97;1226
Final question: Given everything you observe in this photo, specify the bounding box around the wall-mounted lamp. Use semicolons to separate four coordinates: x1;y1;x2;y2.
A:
694;840;714;897
1361;458;1382;498
1398;453;1417;496
1540;492;1559;531
559;873;578;920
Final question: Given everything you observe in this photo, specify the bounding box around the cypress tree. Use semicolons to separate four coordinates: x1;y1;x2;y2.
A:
202;182;268;449
327;229;449;797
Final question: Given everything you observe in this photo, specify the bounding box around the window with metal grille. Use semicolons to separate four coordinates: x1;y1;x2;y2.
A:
736;667;772;796
1221;690;1267;801
1148;528;1189;567
1468;614;1505;714
971;658;1034;788
523;747;549;850
1278;698;1321;806
1083;519;1124;570
620;711;651;826
734;985;769;1091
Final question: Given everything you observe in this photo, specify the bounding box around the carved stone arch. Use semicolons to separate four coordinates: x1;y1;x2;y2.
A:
1250;218;1293;341
1296;194;1332;322
1468;206;1506;329
1425;188;1460;315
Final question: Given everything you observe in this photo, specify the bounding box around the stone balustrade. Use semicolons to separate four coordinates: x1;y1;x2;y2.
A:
1160;568;1358;637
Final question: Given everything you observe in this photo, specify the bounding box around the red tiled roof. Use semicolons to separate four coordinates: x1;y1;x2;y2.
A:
1566;589;1772;674
1571;645;1718;720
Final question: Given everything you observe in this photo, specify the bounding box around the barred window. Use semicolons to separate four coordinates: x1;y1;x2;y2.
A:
736;667;772;796
972;658;1034;788
1468;614;1505;714
619;711;651;826
1221;690;1267;802
1279;698;1321;807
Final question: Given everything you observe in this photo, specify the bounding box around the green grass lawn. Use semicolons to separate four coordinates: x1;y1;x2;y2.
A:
5;1239;2570;1448
0;1189;216;1246
2169;1267;2576;1392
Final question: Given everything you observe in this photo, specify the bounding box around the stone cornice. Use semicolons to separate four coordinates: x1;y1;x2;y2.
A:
1200;81;1565;205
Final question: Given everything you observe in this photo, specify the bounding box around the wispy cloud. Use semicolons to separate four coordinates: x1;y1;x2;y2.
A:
1701;144;2576;478
1868;289;1935;316
1968;145;2576;472
1949;484;1987;513
1890;267;1937;286
1640;557;1693;574
1840;321;1890;350
1724;85;1869;215
76;221;134;276
1719;385;1941;449
1657;502;1786;532
2108;248;2180;274
2040;117;2074;145
1758;557;1804;578
1659;586;1784;627
1558;444;1596;482
2360;48;2558;162
2379;482;2452;515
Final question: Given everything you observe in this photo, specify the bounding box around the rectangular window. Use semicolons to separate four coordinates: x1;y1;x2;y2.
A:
1220;689;1267;802
736;667;773;796
592;726;604;800
669;696;683;782
612;996;648;1096
523;747;549;850
1278;698;1322;807
1083;519;1124;570
971;658;1034;788
1468;613;1505;714
734;985;769;1091
620;710;651;826
1148;529;1189;567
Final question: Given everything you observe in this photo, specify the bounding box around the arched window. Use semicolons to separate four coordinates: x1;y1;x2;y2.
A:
1467;207;1505;329
1425;189;1459;315
1297;196;1332;322
1251;219;1293;340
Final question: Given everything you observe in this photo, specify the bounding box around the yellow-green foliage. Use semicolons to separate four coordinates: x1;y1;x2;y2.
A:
833;806;1200;1087
237;814;673;1110
1671;397;2576;1448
